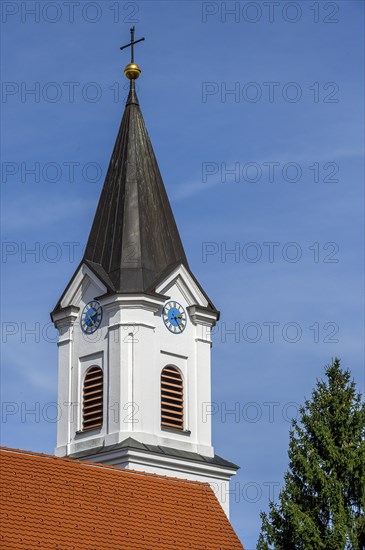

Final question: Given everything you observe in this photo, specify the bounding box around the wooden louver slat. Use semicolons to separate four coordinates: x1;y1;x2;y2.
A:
161;367;183;430
82;366;103;431
84;374;103;382
161;401;183;409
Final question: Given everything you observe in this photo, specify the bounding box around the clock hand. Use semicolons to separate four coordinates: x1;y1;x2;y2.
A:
87;315;96;326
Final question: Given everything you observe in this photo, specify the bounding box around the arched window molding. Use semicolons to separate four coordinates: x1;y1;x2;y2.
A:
161;366;184;430
82;366;103;431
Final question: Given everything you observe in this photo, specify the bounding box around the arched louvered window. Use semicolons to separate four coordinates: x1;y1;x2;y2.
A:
82;366;103;431
161;366;184;430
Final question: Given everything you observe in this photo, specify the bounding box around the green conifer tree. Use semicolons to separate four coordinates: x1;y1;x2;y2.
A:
257;358;365;550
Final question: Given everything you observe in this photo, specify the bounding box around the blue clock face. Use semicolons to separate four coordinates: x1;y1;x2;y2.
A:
163;301;187;333
80;300;103;334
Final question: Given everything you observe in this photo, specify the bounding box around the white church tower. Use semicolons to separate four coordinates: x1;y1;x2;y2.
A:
51;28;238;516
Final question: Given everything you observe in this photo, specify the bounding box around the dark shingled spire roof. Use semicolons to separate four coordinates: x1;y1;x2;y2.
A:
52;80;218;315
84;81;188;293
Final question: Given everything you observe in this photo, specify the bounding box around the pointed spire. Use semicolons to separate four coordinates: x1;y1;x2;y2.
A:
126;80;139;106
83;72;188;293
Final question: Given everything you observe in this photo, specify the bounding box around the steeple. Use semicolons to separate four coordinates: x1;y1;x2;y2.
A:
51;30;238;519
83;31;188;294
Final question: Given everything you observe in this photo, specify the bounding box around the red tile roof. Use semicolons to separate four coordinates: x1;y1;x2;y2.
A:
0;447;244;549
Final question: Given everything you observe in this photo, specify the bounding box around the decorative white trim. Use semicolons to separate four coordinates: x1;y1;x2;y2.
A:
160;349;188;360
109;322;156;331
195;338;212;344
78;352;104;433
188;305;218;327
52;305;79;325
101;293;166;312
60;263;107;309
74;277;91;307
81;448;237;478
156;264;208;308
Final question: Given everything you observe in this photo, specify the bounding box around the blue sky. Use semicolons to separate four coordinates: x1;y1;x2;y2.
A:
1;1;364;547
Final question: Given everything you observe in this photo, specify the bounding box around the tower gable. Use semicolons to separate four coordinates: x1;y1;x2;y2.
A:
156;264;209;310
56;263;107;312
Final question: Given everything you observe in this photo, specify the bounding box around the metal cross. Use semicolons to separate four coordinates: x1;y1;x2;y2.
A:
120;26;145;63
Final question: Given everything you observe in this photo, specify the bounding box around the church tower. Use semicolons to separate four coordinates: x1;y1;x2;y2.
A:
51;28;238;516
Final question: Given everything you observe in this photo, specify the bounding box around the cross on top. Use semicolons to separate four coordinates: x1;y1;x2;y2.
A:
120;26;145;63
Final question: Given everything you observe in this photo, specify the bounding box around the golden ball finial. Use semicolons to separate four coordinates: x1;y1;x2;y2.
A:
124;63;141;80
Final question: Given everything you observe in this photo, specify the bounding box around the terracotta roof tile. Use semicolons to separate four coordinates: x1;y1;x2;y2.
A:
0;447;243;549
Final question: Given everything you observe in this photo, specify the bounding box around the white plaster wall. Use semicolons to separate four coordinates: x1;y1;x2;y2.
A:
55;265;216;459
56;277;108;451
